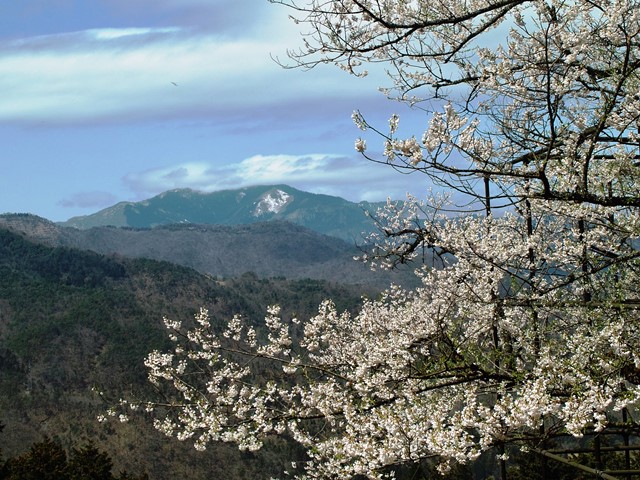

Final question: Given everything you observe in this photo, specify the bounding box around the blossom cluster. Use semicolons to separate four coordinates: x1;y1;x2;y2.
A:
133;197;640;476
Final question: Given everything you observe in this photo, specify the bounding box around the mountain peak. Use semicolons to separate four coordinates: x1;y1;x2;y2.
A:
58;185;386;242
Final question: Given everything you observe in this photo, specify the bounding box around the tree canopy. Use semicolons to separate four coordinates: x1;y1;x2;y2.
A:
119;0;640;478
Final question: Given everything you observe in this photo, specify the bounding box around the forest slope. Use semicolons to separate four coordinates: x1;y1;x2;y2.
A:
0;214;418;289
0;228;371;480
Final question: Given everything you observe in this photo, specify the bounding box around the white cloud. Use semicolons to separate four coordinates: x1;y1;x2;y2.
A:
0;10;386;125
123;162;218;193
122;153;428;202
86;27;182;40
237;154;344;182
122;155;350;194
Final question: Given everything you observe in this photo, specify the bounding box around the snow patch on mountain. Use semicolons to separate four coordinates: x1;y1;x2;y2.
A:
253;189;292;216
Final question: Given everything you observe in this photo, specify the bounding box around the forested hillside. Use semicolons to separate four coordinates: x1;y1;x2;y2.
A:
0;214;419;289
0;228;371;479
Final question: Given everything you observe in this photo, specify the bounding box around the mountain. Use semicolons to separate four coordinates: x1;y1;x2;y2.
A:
0;214;419;288
0;228;369;480
58;185;386;242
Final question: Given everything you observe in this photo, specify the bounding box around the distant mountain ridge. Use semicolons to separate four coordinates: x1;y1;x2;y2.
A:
58;185;386;242
0;213;418;288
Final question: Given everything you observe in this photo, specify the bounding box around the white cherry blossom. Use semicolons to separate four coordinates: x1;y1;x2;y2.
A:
115;0;640;477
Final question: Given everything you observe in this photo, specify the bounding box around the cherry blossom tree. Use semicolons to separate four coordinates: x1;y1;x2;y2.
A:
117;0;640;478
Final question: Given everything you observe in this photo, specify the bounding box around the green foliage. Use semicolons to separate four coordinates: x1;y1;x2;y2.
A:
1;438;147;480
0;229;125;287
4;437;68;480
66;443;114;480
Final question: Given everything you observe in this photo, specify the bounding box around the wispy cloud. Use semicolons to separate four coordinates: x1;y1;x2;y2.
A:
86;27;182;40
58;191;119;208
0;10;384;126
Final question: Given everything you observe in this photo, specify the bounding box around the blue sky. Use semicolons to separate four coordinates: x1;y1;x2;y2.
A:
0;0;430;221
